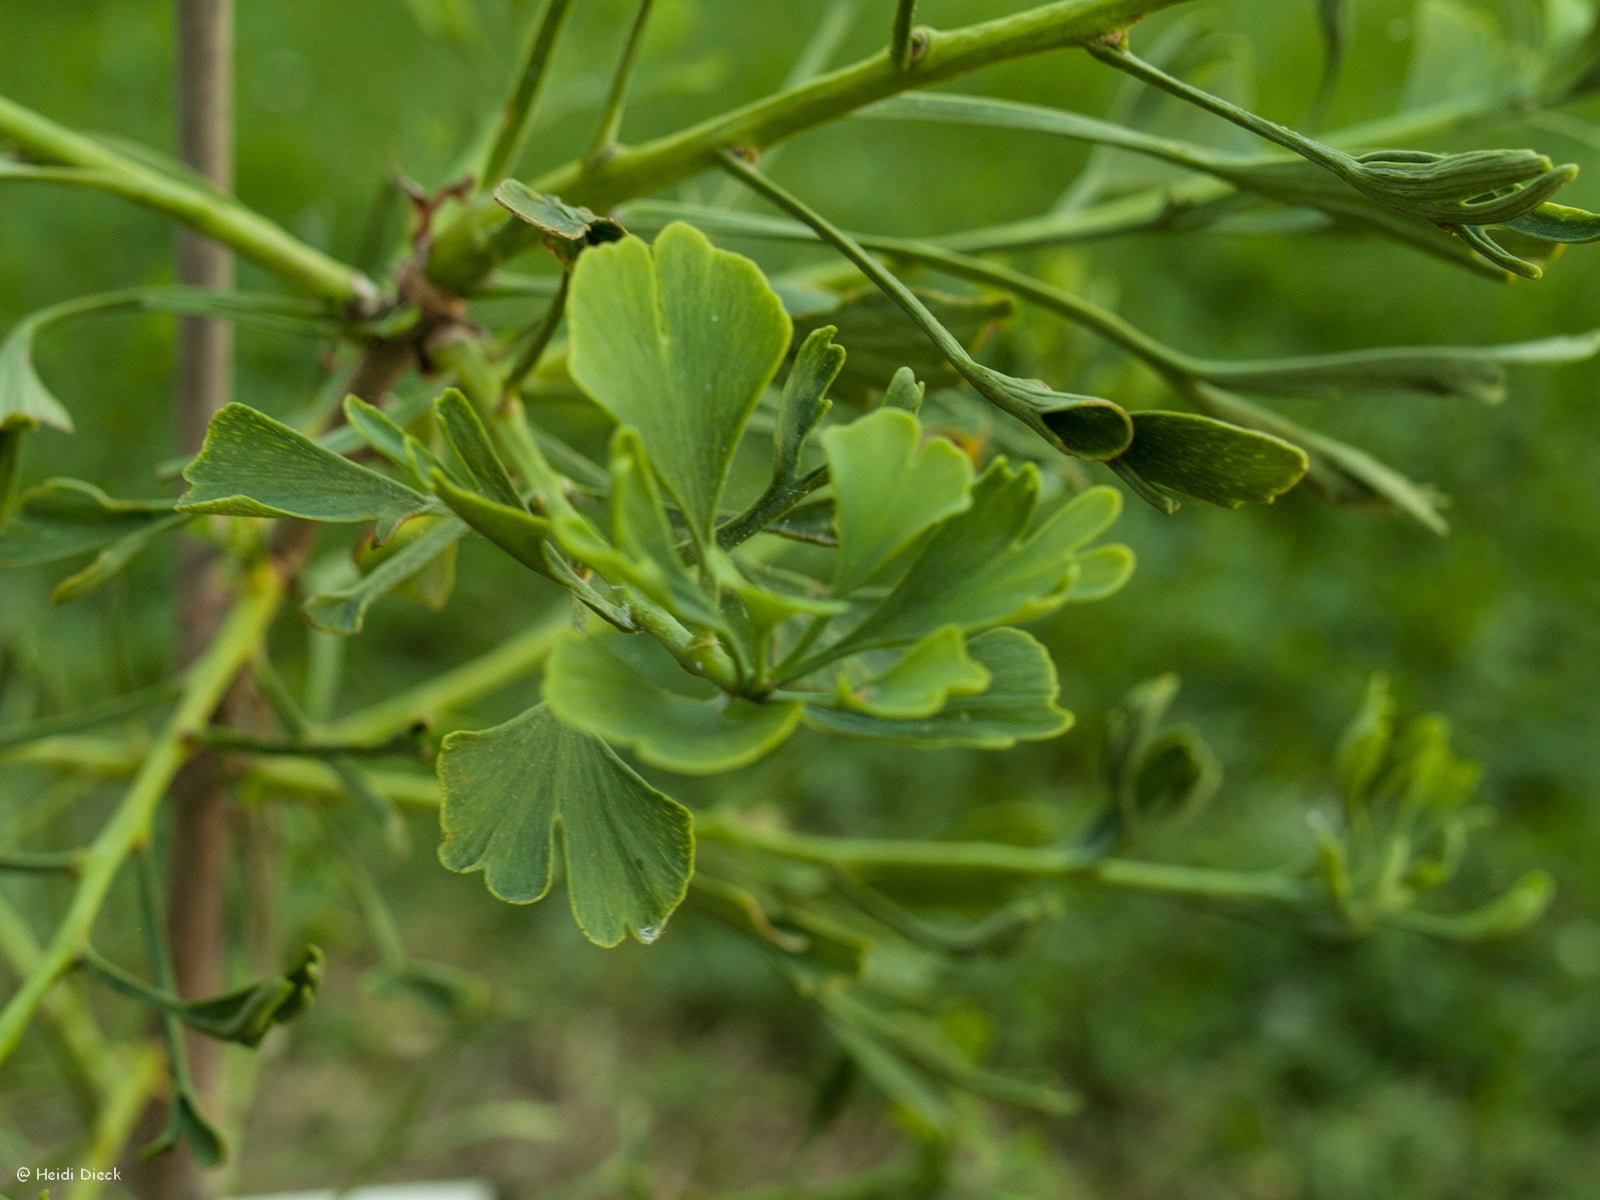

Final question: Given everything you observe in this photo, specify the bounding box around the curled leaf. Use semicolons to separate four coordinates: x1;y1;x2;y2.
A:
1113;411;1307;509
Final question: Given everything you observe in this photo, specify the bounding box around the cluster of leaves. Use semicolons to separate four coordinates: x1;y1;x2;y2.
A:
160;222;1134;945
3;0;1596;1179
1313;677;1554;939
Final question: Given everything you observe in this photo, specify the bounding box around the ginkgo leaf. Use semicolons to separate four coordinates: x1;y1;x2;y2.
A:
0;313;75;434
543;633;803;774
832;626;990;719
0;479;176;566
805;628;1071;748
566;223;790;544
1058;544;1136;603
434;389;521;508
180;403;433;540
1115;411;1307;508
437;704;693;947
822;408;974;593
303;516;466;636
774;326;843;484
827;473;1125;656
85;943;321;1048
495;181;626;265
430;470;558;577
344;395;437;489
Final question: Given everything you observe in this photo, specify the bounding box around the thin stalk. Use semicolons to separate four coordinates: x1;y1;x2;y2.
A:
0;848;84;873
478;0;577;188
891;0;919;69
717;465;828;550
0;94;373;306
583;0;657;168
135;844;216;1166
0;565;284;1066
715;153;987;379
707;0;856;208
714;151;1131;459
426;0;1194;292
696;814;1316;909
503;270;570;393
1085;40;1571;227
325;612;568;743
0;679;181;754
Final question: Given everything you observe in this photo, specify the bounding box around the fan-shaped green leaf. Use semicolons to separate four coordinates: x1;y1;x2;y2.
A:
805;628;1071;748
832;626;990;719
437;703;693;947
566;223;790;543
430;471;556;577
1058;543;1136;603
828;473;1124;656
822;408;973;593
434;388;520;507
774;326;843;483
544;633;802;773
177;946;323;1047
495;181;626;265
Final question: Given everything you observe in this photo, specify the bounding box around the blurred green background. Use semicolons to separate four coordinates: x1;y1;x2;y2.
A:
2;1;1597;1196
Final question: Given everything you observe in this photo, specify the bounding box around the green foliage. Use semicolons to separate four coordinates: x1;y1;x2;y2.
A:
822;408;974;593
89;946;324;1048
565;222;791;544
179;403;435;540
804;628;1072;748
436;704;694;947
2;0;1596;1191
1115;410;1307;508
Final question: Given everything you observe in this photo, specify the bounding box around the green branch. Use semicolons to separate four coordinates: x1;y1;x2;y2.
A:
477;0;576;188
696;815;1317;908
0;94;375;306
0;562;284;1066
891;1;919;69
427;0;1194;292
583;0;657;168
324;611;568;743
